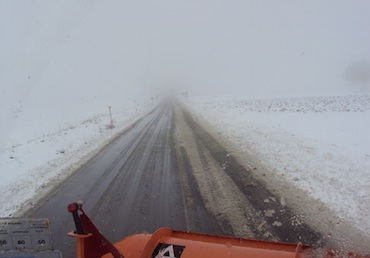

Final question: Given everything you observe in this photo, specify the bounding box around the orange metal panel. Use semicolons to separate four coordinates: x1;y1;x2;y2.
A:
103;228;312;258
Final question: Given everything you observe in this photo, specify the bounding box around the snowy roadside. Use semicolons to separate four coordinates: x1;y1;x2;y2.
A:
186;95;370;238
0;102;155;217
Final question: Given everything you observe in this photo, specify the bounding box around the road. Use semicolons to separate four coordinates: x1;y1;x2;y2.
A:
27;101;321;257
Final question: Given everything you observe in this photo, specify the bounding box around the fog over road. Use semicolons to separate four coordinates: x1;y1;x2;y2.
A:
27;101;320;257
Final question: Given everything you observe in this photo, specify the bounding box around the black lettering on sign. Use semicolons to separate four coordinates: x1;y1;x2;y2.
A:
151;243;185;258
38;239;46;245
0;240;7;246
17;239;26;245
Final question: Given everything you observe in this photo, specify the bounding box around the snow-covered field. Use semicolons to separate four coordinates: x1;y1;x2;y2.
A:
0;94;369;244
0;101;154;217
187;94;370;238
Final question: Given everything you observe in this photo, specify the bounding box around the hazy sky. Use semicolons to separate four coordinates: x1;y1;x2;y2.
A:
1;0;370;113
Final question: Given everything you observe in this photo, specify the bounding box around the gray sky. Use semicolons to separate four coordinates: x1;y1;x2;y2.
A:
1;0;370;109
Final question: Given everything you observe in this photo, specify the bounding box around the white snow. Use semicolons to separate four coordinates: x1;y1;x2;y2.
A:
186;94;370;238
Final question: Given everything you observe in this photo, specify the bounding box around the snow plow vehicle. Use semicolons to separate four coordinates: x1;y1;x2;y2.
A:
0;201;369;258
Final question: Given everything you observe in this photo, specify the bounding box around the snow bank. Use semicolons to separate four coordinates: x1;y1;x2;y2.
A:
188;95;370;236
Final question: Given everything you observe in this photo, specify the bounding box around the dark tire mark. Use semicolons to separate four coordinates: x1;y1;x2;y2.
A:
175;145;234;236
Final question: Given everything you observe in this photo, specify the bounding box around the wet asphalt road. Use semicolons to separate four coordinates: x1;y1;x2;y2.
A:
27;103;189;257
27;102;321;257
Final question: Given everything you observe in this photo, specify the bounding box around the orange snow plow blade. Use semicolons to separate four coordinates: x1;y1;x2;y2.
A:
67;201;369;258
103;227;310;258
